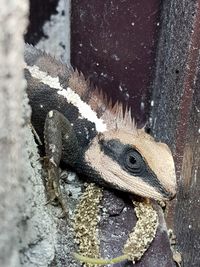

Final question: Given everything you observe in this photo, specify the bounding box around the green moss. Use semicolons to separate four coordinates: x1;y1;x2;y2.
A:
73;183;103;267
73;185;158;266
123;200;158;263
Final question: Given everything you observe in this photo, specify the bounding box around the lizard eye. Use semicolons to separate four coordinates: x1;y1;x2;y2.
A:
124;149;145;175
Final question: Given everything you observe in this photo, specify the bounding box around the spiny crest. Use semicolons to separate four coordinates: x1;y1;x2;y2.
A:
87;86;107;115
70;69;137;133
102;100;137;133
25;44;71;78
69;69;91;97
87;84;137;133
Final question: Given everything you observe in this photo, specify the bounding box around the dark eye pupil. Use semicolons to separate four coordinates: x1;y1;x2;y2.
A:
124;149;145;175
129;156;136;165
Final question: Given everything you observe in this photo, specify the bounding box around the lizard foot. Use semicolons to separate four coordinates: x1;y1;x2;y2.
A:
45;159;68;218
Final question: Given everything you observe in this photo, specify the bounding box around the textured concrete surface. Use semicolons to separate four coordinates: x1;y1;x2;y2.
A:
19;123;83;267
19;95;84;267
20;1;84;265
0;1;29;266
0;0;80;266
19;123;57;267
36;0;71;65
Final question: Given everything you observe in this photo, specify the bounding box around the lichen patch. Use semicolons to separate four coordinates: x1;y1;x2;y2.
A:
123;200;158;263
73;183;103;267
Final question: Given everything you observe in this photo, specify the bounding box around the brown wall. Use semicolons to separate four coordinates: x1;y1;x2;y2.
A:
152;1;200;266
71;0;162;126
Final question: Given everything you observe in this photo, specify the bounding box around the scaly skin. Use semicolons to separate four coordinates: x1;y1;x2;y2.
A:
25;44;176;215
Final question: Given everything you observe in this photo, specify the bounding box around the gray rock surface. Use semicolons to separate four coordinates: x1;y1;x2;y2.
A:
0;0;29;266
36;0;71;65
19;124;82;267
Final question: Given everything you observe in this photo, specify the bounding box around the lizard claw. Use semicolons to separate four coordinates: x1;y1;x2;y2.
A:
44;158;68;218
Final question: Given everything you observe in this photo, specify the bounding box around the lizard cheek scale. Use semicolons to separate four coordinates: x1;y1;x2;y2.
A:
84;132;176;201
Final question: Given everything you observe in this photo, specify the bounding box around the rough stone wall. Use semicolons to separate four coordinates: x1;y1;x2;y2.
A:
0;1;79;266
0;1;29;266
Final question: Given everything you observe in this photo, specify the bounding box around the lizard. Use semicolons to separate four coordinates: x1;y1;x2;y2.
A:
24;44;176;216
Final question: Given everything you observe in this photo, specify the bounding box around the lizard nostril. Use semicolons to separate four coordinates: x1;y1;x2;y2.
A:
166;191;176;201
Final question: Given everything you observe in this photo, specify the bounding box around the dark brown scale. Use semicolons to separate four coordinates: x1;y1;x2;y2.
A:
25;70;97;150
25;44;102;215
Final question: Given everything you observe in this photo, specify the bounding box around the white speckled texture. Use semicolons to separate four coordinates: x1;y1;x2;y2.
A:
19;124;57;267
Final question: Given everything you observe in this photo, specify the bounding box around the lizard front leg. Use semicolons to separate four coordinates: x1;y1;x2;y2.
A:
44;109;79;217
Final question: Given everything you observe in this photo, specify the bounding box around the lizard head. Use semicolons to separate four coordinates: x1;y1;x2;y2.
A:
84;127;176;201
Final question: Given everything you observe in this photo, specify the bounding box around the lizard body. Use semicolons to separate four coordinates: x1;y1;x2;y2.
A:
24;44;176;211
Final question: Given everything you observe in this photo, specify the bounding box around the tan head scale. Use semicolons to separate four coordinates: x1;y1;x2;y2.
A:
84;99;176;201
45;65;176;202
